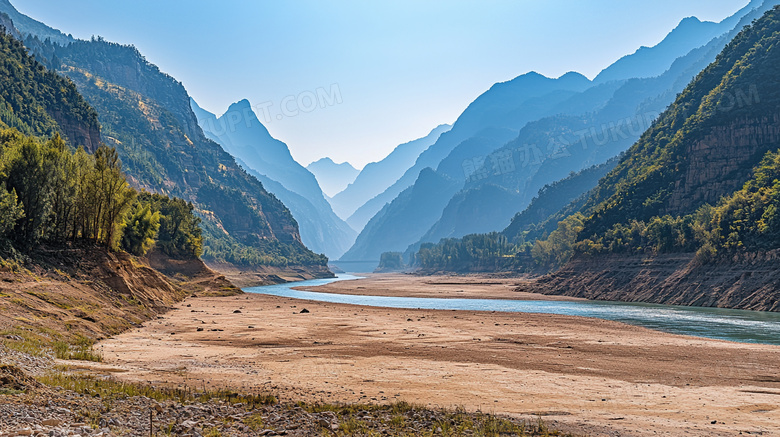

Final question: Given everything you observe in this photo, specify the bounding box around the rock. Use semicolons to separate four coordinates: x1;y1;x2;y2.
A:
233;310;242;314
299;309;310;314
41;419;61;427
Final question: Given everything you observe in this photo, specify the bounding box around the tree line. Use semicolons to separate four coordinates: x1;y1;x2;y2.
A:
0;128;201;259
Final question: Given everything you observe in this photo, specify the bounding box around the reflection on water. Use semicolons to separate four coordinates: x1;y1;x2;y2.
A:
245;275;780;346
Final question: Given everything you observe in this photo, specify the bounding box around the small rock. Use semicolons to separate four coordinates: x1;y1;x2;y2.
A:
300;309;310;314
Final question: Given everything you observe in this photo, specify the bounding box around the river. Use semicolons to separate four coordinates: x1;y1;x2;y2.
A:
245;274;780;345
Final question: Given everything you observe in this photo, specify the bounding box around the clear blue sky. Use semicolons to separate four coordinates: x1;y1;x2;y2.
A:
15;0;747;168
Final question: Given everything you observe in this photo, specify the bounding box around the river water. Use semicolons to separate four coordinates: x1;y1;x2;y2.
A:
245;275;780;346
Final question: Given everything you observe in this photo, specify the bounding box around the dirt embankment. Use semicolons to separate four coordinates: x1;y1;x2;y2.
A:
0;246;239;341
529;251;780;311
205;261;334;288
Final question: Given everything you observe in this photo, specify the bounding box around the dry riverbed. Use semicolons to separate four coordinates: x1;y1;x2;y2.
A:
85;275;780;436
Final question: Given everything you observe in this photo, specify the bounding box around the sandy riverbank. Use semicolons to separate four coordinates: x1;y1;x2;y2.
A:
91;275;780;436
293;273;587;301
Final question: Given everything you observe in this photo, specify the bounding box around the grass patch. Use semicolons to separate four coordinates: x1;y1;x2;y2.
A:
302;401;573;437
0;327;54;357
53;335;103;362
38;372;277;407
0;388;24;395
243;413;265;431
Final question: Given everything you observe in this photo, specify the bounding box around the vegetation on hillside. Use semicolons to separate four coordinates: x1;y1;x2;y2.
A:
35;37;328;268
0;28;98;145
0;128;201;259
580;5;780;238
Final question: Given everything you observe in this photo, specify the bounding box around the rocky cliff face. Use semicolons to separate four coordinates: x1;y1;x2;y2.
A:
531;252;780;311
664;114;780;215
50;108;102;152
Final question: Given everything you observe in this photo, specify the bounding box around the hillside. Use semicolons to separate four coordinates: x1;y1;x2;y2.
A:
341;168;460;262
580;5;780;240
0;0;334;278
3;32;330;280
0;26;99;150
534;6;780;311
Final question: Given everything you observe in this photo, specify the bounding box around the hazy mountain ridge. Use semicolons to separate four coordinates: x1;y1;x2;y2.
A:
341;168;461;261
341;72;595;261
395;0;776;262
343;72;593;235
0;0;72;45
306;157;359;198
192;99;356;259
329;123;450;222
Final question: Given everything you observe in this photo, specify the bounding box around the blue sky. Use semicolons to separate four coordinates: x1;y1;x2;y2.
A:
16;0;748;168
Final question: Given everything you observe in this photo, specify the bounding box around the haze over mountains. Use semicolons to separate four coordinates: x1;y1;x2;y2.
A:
341;0;776;266
191;99;356;259
306;158;359;198
0;0;775;288
328;123;451;225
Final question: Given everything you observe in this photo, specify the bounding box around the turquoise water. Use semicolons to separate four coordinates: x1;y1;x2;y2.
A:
245;275;780;346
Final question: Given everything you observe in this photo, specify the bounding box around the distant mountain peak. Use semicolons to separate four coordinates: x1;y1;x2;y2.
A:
227;98;252;110
307;157;359;198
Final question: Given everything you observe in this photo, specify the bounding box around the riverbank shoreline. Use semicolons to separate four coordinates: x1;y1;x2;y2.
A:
88;274;780;436
291;273;587;301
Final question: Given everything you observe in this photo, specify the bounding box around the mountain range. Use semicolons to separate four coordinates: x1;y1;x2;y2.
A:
0;0;331;279
191;99;356;259
341;0;776;266
329;123;451;225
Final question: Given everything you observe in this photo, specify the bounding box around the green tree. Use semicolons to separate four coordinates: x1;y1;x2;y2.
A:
0;184;23;238
121;202;160;256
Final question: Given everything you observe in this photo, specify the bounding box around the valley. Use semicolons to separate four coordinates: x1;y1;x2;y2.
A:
1;1;780;436
83;275;780;437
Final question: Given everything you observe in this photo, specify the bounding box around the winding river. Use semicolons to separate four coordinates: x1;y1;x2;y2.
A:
245;275;780;346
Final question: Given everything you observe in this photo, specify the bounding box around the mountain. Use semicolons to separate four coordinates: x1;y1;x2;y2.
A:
502;158;619;243
535;5;780;311
192;99;356;259
344;72;592;233
593;0;763;84
0;22;100;151
404;0;777;257
341;72;593;260
306;158;359;198
580;5;780;241
0;0;72;46
341;168;461;262
0;1;332;279
328;124;450;221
